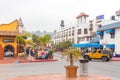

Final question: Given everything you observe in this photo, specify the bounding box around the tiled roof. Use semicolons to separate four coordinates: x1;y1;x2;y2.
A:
98;22;120;31
0;31;22;36
76;12;89;19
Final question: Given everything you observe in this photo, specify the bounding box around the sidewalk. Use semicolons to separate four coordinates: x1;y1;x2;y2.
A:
111;57;120;61
8;74;112;80
0;58;58;64
0;57;120;64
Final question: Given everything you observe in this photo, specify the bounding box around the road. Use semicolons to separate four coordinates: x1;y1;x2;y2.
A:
0;53;120;80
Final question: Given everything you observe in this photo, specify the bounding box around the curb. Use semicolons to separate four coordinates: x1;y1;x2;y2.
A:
18;59;58;63
8;74;112;80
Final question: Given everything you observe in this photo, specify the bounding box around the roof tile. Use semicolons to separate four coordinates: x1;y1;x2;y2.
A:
76;12;89;19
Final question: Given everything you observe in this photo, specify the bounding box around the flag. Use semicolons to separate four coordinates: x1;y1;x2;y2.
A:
96;15;104;20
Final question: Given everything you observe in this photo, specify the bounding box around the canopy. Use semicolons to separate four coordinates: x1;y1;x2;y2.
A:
106;44;115;48
72;43;103;48
96;31;103;35
106;29;115;33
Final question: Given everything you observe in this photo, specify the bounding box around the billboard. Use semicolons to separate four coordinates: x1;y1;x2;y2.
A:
96;15;104;20
116;10;120;16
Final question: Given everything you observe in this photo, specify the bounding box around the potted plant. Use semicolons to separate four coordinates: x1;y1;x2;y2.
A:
62;47;82;78
48;49;54;59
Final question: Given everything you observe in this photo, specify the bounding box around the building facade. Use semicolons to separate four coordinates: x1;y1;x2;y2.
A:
54;26;75;44
97;21;120;55
0;18;24;59
54;12;99;45
54;12;120;54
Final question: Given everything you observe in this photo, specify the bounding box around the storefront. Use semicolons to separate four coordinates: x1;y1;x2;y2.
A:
0;20;23;59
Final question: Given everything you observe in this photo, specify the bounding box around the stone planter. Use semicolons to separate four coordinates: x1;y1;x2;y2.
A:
65;66;78;78
79;59;89;77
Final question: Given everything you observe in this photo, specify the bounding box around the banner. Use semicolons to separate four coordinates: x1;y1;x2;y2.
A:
116;10;120;16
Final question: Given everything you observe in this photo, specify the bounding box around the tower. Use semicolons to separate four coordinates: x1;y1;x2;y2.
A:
60;20;65;29
18;17;25;33
76;12;89;24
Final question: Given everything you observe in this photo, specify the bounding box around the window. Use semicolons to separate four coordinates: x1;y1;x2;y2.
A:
72;30;74;36
86;37;89;41
84;29;88;34
98;24;102;28
77;29;81;34
69;31;71;36
100;35;103;39
110;33;115;38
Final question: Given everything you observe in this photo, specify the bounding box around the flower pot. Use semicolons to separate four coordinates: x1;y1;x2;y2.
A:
65;66;78;78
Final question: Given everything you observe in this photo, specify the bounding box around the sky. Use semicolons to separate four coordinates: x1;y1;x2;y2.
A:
0;0;120;32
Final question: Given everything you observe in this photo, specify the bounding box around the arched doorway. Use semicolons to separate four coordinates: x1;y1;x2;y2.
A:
4;45;14;57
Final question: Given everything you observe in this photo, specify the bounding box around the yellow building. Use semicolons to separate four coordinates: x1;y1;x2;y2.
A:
0;19;24;59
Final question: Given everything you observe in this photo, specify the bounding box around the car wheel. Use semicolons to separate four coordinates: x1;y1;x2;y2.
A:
84;56;91;61
102;57;108;62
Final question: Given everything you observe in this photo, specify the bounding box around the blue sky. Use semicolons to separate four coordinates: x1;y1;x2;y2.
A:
0;0;119;32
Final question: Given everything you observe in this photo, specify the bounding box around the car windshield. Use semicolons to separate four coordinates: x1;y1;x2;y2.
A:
102;50;111;54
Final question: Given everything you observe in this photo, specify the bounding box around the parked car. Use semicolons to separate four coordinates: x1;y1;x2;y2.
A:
83;49;112;62
5;50;14;57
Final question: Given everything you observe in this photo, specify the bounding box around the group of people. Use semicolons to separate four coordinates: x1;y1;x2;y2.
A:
24;47;51;60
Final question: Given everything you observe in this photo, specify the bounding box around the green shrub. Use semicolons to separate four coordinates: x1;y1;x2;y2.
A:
48;49;54;55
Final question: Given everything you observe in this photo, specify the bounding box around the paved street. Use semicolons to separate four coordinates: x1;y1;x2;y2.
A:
0;53;120;80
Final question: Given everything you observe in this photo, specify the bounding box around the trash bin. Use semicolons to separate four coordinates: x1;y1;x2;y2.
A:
79;59;89;77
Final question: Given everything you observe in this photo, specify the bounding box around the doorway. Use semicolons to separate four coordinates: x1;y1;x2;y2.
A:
4;45;14;57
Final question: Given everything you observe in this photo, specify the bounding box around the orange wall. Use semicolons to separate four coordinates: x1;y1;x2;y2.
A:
0;20;18;31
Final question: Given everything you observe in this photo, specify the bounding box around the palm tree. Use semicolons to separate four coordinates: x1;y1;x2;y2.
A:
16;35;25;45
62;47;82;66
16;35;25;53
62;47;82;78
37;34;51;50
53;40;73;52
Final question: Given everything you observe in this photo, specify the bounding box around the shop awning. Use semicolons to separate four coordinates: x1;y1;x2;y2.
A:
106;29;115;33
72;43;103;48
96;31;103;35
106;44;115;48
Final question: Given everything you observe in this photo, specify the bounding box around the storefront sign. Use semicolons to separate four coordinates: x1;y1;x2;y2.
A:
3;39;14;43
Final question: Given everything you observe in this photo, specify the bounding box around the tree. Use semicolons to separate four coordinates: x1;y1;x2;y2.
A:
24;32;31;37
53;40;73;51
62;47;81;66
37;34;51;50
32;34;38;43
16;35;25;53
62;47;82;78
16;35;25;45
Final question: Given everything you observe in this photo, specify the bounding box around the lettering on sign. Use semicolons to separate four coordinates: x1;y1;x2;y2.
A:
2;39;14;43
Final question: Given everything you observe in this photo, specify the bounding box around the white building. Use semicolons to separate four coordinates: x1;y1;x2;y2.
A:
54;12;119;53
97;20;120;56
75;12;98;44
53;26;75;44
54;12;99;45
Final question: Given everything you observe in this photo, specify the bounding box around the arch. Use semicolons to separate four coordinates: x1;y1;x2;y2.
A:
4;45;15;57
